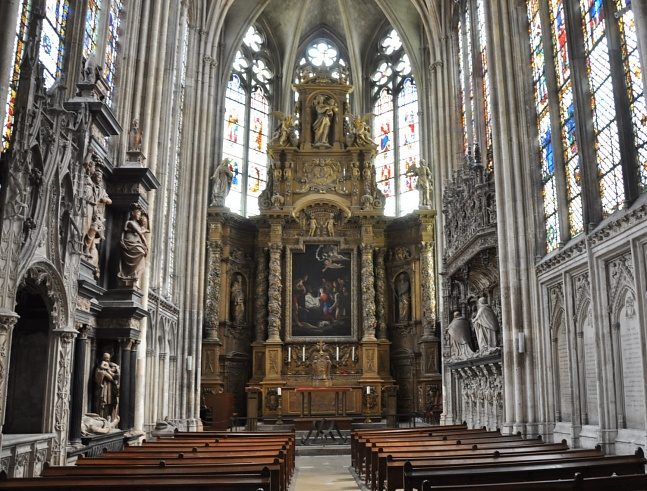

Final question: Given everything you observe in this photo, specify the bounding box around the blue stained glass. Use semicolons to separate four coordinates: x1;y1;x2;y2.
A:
40;0;69;88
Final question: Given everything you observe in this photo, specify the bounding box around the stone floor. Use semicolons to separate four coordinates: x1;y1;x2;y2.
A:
291;454;365;490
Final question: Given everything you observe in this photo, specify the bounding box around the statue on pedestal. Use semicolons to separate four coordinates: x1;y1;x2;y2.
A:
230;274;245;324
210;158;234;207
395;273;411;323
93;353;120;422
312;342;332;387
472;297;499;353
117;205;149;287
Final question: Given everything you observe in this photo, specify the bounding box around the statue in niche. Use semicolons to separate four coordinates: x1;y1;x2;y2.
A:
81;413;120;436
308;216;318;237
83;160;112;277
230;274;245;324
414;159;432;207
94;353;120;421
210;158;234;206
128;118;143;152
325;213;336;237
395;273;411;323
472;297;499;352
117;204;150;287
312;342;332;387
312;94;338;146
447;311;474;360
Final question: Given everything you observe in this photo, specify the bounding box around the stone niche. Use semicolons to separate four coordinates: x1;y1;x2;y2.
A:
202;73;440;421
441;152;502;430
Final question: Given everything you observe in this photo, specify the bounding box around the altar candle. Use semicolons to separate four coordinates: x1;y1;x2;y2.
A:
366;386;370;395
277;387;282;396
288;347;291;361
302;346;306;361
336;346;339;361
352;346;355;361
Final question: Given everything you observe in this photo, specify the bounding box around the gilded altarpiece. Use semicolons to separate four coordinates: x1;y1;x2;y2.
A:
203;75;440;420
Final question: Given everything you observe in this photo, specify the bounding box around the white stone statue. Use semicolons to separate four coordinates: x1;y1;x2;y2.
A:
447;311;474;360
81;413;120;436
93;353;120;421
210;158;234;206
117;206;149;287
415;159;432;207
472;297;499;352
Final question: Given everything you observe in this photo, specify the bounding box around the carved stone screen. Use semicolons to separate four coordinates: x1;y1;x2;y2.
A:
620;298;644;429
582;310;599;425
291;244;351;338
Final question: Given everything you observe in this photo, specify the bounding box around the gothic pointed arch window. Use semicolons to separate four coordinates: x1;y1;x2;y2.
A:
526;0;646;253
370;28;420;216
2;0;31;151
456;0;493;169
221;25;273;217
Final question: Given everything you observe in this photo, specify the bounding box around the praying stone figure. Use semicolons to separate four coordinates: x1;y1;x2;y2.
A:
117;205;149;287
210;158;234;206
94;353;120;421
447;311;474;360
312;94;338;146
472;297;499;352
230;274;245;324
395;273;411;323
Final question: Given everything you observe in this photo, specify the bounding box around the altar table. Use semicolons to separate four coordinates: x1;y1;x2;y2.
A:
294;386;354;417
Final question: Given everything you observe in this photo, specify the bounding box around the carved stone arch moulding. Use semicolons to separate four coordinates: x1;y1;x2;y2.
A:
16;260;70;329
606;254;636;325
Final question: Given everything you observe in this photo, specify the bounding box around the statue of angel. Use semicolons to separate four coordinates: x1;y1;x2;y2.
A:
270;111;297;147
349;113;377;148
472;297;499;352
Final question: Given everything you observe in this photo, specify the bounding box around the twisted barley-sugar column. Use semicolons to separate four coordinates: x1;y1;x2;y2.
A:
360;244;377;341
267;243;283;342
420;241;436;339
375;248;387;340
204;242;223;342
255;248;268;343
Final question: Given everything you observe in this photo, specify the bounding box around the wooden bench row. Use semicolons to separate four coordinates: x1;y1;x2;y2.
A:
0;431;296;491
351;425;647;491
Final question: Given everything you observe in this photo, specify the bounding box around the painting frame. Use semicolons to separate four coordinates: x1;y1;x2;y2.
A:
285;239;357;342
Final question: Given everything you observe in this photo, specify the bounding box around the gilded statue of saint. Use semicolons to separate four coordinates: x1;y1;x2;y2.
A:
312;95;338;145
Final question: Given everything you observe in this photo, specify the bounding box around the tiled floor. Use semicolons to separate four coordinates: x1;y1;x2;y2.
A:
292;454;363;490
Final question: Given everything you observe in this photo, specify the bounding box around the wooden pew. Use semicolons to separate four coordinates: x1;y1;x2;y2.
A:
402;449;646;491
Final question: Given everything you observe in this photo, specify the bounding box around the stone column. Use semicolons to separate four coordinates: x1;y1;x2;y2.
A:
204;242;223;342
0;312;18;433
118;339;133;430
419;241;436;339
360;243;376;341
50;329;77;465
69;325;89;445
129;341;138;430
266;243;283;342
375;248;387;340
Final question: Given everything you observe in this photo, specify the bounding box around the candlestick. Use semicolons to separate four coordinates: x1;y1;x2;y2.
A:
288;347;291;361
336;346;339;361
366;386;370;395
302;346;306;361
277;387;282;396
352;346;355;361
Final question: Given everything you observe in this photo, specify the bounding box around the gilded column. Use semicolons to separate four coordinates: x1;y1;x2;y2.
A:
419;241;436;339
375;248;387;340
360;243;376;341
204;242;223;342
254;248;268;343
266;243;283;342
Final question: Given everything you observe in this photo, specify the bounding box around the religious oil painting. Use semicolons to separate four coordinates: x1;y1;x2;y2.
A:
291;244;352;338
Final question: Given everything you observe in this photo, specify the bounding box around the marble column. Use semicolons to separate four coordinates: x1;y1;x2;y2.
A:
254;247;268;343
69;325;89;445
360;243;377;341
119;339;133;430
375;248;387;341
266;243;283;342
129;341;138;430
419;241;436;339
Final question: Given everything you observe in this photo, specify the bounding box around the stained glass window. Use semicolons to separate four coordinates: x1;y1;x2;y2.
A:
2;0;31;151
40;0;69;89
295;38;349;83
456;0;492;168
83;0;102;62
220;25;273;217
104;0;123;106
371;28;421;217
615;0;647;189
580;0;624;214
